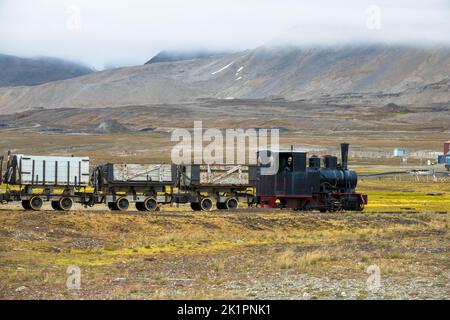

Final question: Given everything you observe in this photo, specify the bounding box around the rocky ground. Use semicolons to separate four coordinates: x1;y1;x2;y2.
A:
0;205;448;299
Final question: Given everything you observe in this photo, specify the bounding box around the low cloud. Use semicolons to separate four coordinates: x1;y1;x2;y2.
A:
0;0;449;68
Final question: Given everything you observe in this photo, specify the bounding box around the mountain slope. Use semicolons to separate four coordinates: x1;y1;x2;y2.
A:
145;50;227;64
188;45;450;103
0;54;93;87
0;45;448;114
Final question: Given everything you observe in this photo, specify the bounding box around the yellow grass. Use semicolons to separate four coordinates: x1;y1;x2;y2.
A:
0;177;449;299
359;176;450;212
274;250;326;272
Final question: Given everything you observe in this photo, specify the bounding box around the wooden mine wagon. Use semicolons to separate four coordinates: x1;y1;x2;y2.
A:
93;163;258;211
1;154;92;210
176;164;258;211
92;163;177;211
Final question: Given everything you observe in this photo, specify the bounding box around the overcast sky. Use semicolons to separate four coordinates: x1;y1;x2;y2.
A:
0;0;449;69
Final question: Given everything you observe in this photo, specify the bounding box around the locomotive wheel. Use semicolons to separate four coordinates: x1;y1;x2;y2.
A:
116;197;129;211
28;196;43;211
21;200;31;210
356;202;364;212
190;202;202;211
225;198;238;210
216;202;227;210
144;197;158;211
302;201;312;211
51;201;61;211
59;197;73;211
200;198;213;211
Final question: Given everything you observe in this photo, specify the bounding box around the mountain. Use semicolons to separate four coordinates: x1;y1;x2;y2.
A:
0;45;449;114
0;54;93;87
145;50;228;64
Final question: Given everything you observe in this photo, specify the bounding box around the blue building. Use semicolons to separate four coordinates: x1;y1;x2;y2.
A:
393;148;406;157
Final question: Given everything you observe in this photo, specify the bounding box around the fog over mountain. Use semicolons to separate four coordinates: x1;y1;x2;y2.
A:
0;54;93;87
0;1;448;116
145;50;230;65
0;0;449;68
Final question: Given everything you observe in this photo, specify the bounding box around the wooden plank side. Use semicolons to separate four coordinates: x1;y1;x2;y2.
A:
112;164;173;182
17;155;89;186
198;164;249;185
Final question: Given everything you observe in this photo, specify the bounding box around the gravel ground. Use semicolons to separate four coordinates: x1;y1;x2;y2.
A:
0;208;448;300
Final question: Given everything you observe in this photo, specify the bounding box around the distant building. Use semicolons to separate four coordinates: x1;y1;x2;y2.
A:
444;141;450;171
444;141;450;157
393;148;406;157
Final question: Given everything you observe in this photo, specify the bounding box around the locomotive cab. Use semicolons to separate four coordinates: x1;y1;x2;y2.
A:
256;150;320;209
275;151;320;197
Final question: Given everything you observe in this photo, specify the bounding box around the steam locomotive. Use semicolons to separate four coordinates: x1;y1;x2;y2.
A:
0;143;367;212
257;144;367;211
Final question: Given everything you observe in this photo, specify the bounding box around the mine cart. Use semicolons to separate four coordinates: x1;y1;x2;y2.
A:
92;163;176;211
176;164;257;211
1;154;92;210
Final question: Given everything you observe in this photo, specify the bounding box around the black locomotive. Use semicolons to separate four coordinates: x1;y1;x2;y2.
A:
256;143;367;211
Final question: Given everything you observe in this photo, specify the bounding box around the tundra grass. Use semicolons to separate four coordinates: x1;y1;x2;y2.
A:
359;177;450;212
0;178;448;299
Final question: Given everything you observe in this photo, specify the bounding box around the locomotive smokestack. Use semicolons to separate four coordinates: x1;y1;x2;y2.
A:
341;143;349;170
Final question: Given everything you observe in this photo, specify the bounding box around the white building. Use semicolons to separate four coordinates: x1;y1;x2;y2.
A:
393;148;406;157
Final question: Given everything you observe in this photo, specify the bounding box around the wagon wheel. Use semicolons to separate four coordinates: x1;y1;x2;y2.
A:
225;197;238;210
108;202;119;210
21;200;31;210
59;197;73;211
200;197;213;211
51;201;60;211
135;202;145;211
116;197;129;211
28;196;43;211
144;197;158;211
190;202;202;211
216;202;227;210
